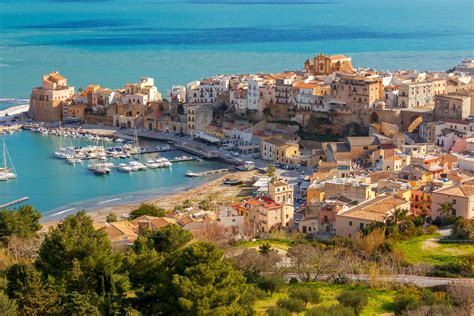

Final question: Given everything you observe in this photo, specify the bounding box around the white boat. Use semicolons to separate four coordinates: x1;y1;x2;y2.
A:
186;170;199;177
118;163;132;173
0;139;17;181
146;160;159;169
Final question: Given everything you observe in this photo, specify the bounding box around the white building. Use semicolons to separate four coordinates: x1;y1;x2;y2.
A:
168;85;187;103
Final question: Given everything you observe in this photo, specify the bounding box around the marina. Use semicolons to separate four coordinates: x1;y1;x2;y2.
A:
0;130;229;214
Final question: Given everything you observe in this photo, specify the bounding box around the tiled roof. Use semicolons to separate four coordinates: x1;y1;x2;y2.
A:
338;195;409;222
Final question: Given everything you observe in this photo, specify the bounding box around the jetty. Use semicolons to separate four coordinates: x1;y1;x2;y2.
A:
0;197;30;209
186;168;229;177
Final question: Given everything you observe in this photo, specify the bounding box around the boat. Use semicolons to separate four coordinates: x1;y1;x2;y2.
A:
94;167;110;176
186;170;199;177
146;160;159;169
224;179;243;186
0;139;17;181
118;163;132;173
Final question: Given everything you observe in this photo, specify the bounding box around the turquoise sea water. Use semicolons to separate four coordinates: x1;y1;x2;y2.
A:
0;0;473;98
0;131;228;217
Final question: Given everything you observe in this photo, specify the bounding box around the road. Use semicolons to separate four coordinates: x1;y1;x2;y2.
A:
276;273;474;288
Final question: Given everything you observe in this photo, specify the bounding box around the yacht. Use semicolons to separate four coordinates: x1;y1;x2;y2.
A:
0;139;16;181
118;163;132;173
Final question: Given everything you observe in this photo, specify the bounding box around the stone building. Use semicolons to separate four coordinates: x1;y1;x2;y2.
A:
304;54;353;75
29;71;75;122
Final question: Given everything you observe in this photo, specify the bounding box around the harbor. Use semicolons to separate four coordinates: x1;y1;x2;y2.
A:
0;130;230;213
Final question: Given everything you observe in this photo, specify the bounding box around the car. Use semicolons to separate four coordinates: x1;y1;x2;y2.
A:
294;217;301;222
232;152;240;157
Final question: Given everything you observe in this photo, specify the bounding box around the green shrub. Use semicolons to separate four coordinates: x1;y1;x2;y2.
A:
289;277;299;284
276;298;306;313
288;287;320;306
129;203;165;219
336;290;368;315
266;306;291;316
306;304;355;316
257;275;284;294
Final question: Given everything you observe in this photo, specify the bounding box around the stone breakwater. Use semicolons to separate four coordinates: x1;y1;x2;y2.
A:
0;104;29;119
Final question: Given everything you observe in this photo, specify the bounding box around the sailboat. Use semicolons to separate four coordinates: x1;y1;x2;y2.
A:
0;139;16;181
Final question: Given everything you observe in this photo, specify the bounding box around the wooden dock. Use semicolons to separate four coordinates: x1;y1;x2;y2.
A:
0;197;30;209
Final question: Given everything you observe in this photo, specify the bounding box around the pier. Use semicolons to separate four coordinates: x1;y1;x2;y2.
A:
0;197;30;209
120;130;220;159
187;168;229;177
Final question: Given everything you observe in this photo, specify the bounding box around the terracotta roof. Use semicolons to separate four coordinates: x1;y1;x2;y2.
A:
264;138;287;146
435;182;474;198
293;82;318;89
441;154;458;164
338;195;409;222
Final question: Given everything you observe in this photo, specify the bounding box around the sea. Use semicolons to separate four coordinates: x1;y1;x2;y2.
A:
0;0;473;216
0;0;473;99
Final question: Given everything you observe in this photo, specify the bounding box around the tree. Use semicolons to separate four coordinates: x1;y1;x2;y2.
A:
6;263;61;315
336;290;368;315
450;218;474;240
199;199;210;211
306;304;355;316
288;287;320;307
276;298;305;313
133;242;247;314
267;163;276;180
259;242;273;255
287;244;339;282
438;201;456;219
129;203;165;219
0;292;18;316
256;275;284;295
266;306;291;316
0;205;41;240
233;248;281;282
182;199;192;209
35;211;127;311
134;224;192;254
106;212;118;223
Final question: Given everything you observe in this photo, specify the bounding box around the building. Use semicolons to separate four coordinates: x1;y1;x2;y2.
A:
184;103;213;137
397;81;433;108
335;194;410;237
431;180;474;219
268;179;294;206
434;92;472;120
29;71;75;122
275;73;297;105
306;176;375;204
304;54;353;75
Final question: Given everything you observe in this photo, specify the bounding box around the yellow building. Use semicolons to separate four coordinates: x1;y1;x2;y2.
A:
29;71;75;122
304;54;353;75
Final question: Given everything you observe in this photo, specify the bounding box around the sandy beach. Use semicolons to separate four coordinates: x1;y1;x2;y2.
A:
41;170;258;230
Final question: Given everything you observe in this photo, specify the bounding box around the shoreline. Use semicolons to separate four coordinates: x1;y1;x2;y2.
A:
40;170;257;229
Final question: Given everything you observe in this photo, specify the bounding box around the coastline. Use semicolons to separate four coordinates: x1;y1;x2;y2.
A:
40;170;257;229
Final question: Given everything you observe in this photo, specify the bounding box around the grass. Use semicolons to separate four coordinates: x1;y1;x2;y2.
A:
395;234;474;265
254;282;398;316
236;239;294;251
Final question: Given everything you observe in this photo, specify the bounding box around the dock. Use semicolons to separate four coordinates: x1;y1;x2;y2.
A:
0;197;30;209
187;168;229;177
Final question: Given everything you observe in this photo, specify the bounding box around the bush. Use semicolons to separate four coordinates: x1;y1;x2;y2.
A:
129;203;165;219
105;212;117;223
393;288;448;315
288;287;320;306
276;298;305;313
257;275;284;294
306;304;355;316
266;306;291;316
450;218;474;240
336;290;368;315
426;225;438;234
289;277;299;284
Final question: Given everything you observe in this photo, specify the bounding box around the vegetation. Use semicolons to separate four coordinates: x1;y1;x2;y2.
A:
106;212;118;223
0;204;471;315
0;205;41;240
129;203;165;219
337;290;369;315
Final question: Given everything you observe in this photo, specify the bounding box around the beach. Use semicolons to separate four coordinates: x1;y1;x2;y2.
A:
41;170;257;229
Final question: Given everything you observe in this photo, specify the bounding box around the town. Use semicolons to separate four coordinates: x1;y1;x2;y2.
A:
21;54;474;240
0;54;473;315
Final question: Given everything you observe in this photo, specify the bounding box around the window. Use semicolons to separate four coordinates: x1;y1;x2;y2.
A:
349;221;352;226
359;223;364;230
